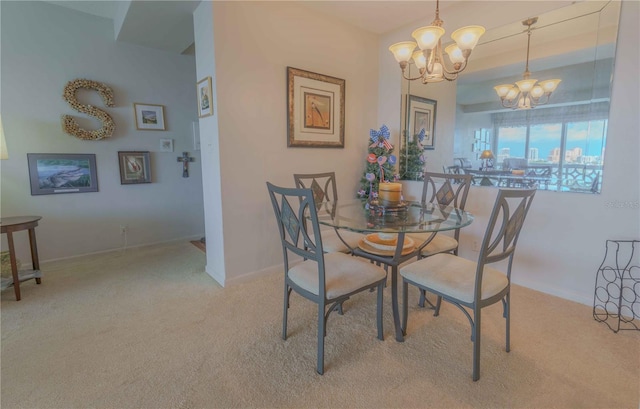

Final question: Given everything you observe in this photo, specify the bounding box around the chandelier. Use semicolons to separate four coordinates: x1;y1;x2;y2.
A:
494;17;561;109
388;0;485;84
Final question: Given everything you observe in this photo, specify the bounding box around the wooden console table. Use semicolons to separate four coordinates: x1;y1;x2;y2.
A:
1;216;43;301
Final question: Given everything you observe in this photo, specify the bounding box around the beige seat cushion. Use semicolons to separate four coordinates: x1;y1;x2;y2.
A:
400;253;508;304
409;233;458;257
317;228;364;253
289;252;386;300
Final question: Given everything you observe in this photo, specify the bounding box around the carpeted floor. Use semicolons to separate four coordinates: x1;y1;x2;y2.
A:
1;241;638;408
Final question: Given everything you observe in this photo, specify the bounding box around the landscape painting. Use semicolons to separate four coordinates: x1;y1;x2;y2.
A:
27;153;98;195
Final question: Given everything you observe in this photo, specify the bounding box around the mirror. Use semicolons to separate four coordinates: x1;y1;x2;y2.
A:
399;1;621;193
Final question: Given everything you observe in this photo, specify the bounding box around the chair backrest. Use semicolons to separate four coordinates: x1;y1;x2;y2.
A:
475;188;536;299
266;182;327;296
444;165;462;175
420;172;472;243
454;158;473;170
421;171;472;210
293;172;338;206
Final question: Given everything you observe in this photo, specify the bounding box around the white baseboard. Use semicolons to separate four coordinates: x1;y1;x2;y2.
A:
512;276;593;307
40;235;205;265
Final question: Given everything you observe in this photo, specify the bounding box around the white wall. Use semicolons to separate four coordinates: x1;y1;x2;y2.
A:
0;2;205;262
208;1;379;284
193;1;226;285
380;0;640;305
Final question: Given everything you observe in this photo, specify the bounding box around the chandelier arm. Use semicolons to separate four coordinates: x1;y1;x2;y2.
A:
401;68;430;81
441;59;468;75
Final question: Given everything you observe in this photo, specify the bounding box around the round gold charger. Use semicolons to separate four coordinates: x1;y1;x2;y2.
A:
358;234;415;256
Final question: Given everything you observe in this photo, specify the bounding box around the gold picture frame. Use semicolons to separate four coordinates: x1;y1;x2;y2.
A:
197;77;213;118
133;103;166;131
287;67;345;148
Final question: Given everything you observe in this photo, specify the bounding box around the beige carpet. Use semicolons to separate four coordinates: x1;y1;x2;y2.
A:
1;242;638;409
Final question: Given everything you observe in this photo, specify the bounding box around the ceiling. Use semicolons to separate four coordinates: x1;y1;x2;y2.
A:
42;0;457;53
43;1;607;57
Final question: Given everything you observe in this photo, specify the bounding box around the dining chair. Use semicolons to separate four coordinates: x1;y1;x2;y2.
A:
400;188;536;381
408;172;472;307
293;172;364;253
266;182;386;375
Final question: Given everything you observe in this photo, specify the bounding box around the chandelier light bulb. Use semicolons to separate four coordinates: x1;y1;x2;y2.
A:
389;41;417;63
530;86;544;98
412;50;427;69
539;79;562;93
516;79;537;92
412;26;445;50
445;44;465;64
451;25;485;51
506;88;519;101
494;84;513;98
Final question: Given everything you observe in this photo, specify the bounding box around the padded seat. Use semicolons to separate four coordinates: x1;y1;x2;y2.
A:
290;252;387;299
408;234;459;258
317;228;364;253
401;253;508;304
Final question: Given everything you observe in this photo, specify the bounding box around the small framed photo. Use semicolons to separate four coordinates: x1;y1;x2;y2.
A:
160;138;174;152
133;103;166;131
287;67;345;148
118;151;151;184
197;77;213;118
27;153;98;195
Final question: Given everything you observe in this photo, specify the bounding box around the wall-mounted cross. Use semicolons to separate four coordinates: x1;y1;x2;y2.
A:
177;152;195;178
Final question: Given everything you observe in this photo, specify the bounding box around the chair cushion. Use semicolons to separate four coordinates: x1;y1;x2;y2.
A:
318;228;364;253
289;252;387;299
409;233;458;257
400;253;508;304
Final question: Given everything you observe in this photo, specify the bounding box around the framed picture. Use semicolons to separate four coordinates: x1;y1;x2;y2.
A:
27;153;98;195
287;67;345;148
160;138;174;152
118;151;151;184
196;77;213;118
133;103;166;131
407;95;437;150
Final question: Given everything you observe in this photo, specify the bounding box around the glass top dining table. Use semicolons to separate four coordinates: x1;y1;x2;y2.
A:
314;199;474;341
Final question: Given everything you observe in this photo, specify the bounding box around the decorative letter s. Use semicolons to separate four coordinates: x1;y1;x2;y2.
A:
62;79;115;140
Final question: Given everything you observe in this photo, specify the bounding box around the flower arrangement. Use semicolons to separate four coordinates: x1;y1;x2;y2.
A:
358;125;399;198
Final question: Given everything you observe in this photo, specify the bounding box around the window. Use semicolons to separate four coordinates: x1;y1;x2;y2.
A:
492;104;608;193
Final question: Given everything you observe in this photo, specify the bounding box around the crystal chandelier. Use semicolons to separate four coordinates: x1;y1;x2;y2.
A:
494;18;561;109
388;0;485;84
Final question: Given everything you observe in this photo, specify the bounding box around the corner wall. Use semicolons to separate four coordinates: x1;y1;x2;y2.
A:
210;1;380;284
0;2;205;261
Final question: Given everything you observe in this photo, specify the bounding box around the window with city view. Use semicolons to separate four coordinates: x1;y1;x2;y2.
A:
491;103;607;193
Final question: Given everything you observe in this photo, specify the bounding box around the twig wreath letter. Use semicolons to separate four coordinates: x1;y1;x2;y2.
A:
62;78;116;140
